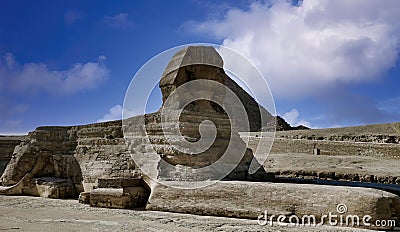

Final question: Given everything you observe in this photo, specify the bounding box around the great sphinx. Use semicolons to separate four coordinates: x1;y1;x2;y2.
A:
123;46;274;188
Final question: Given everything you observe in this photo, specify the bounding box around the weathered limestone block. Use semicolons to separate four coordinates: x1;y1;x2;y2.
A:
147;181;400;230
0;136;25;176
89;188;128;208
97;177;143;188
78;191;91;204
34;177;77;198
0;175;76;199
1;120;141;199
72;121;138;191
90;187;148;209
88;178;149;209
0;127;83;198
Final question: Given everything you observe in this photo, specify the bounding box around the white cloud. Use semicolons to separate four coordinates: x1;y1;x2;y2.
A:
0;53;109;94
104;13;134;29
194;0;400;98
98;105;123;122
282;108;312;128
97;104;140;122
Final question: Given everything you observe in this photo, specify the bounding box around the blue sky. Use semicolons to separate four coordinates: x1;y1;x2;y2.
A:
1;0;400;134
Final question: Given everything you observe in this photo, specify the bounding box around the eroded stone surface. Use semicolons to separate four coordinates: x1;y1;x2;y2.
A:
72;120;138;191
147;181;400;230
89;187;148;209
0;127;83;198
88;178;149;209
0;136;25;176
35;177;77;198
0;121;141;198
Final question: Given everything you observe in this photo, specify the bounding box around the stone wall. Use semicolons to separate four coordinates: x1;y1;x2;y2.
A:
72;120;137;191
0;136;25;176
242;129;400;185
245;124;400;159
275;123;400;143
269;138;400;158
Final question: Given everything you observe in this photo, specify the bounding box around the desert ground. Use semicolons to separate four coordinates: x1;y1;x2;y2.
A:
0;195;376;232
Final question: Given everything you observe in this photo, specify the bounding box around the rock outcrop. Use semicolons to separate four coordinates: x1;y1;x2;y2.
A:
0;121;141;198
83;177;149;209
0;136;25;176
0;127;82;198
